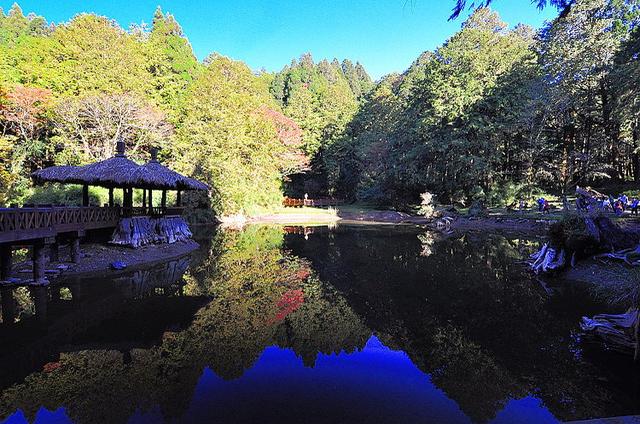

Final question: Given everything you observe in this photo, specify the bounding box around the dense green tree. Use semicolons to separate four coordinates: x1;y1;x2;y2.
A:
49;14;150;97
271;53;361;158
174;56;285;214
339;8;541;205
611;27;640;181
538;0;640;186
144;6;200;113
328;1;640;207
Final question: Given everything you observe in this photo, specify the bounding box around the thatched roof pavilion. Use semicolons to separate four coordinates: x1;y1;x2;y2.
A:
32;141;208;212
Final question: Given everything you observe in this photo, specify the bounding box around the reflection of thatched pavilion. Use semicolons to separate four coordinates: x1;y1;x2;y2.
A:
31;141;209;248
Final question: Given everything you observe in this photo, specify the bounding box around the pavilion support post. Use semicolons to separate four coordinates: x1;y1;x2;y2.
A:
32;242;48;285
82;184;89;207
148;189;153;213
108;188;114;207
161;189;167;210
176;190;182;207
1;287;16;324
0;244;12;281
142;189;147;208
123;187;133;216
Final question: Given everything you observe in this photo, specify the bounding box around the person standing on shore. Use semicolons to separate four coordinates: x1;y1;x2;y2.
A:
631;198;639;216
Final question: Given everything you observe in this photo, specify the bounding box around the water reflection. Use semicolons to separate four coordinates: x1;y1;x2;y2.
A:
2;336;558;424
0;225;638;423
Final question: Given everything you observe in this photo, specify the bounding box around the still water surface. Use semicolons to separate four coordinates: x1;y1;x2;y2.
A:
0;225;637;424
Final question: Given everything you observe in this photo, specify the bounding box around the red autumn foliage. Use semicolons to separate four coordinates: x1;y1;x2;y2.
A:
268;289;304;324
43;362;61;373
259;106;310;174
296;268;311;281
1;85;52;141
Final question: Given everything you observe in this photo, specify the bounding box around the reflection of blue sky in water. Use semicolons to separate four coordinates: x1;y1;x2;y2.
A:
3;336;559;424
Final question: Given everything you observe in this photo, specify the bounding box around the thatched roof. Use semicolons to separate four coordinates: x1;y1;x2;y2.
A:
32;143;209;191
32;165;84;185
141;159;209;191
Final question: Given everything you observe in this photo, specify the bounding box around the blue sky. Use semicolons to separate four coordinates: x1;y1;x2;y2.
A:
1;1;558;80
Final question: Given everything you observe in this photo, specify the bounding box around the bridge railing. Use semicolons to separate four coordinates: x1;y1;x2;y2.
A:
0;206;121;235
283;197;343;208
0;206;187;244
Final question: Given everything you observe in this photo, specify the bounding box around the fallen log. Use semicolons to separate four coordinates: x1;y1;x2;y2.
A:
580;309;639;358
595;244;640;266
528;210;640;274
529;243;566;274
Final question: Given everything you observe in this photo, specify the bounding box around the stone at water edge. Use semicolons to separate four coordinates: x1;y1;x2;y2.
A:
110;261;127;270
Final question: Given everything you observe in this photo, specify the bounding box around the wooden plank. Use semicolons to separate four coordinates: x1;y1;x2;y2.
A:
0;228;57;244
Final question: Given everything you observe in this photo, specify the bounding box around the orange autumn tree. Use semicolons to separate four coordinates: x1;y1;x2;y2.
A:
0;85;53;204
0;85;13;204
260;105;310;176
1;85;53;168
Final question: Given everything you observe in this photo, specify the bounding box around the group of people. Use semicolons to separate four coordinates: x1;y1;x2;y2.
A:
576;192;639;216
536;197;551;214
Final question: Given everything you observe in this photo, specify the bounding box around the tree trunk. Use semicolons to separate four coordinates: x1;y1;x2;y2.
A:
633;125;640;183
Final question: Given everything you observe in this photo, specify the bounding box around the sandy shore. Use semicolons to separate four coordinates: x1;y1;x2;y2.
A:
247;208;554;235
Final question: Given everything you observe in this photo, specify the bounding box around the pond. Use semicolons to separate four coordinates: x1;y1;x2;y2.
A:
0;224;638;424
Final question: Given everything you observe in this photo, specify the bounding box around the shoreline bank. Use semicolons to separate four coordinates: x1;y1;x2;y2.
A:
244;208;555;235
6;240;200;286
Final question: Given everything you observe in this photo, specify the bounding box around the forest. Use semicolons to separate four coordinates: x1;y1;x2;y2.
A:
1;0;639;216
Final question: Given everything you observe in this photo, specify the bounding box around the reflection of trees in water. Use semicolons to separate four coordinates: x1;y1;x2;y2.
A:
0;225;369;424
286;227;624;422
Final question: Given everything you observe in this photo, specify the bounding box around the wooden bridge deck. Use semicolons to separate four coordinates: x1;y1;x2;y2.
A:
0;206;184;244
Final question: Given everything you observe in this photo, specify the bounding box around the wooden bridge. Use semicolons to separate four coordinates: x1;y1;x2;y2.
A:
0;205;184;285
282;197;342;208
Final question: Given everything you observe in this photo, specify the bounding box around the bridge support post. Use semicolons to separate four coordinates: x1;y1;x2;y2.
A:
0;244;12;281
32;242;48;285
49;242;59;263
30;286;48;323
69;280;83;303
70;237;81;263
0;287;15;324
